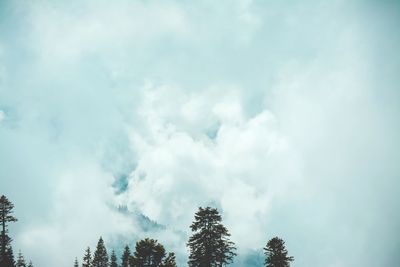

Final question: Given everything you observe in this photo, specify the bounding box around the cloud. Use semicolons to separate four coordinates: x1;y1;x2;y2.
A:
0;110;5;123
0;0;399;267
114;85;301;266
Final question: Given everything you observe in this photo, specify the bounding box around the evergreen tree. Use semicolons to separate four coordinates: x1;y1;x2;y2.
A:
27;261;33;267
5;246;16;267
187;207;236;267
82;247;91;267
160;253;177;267
16;251;26;267
121;245;130;267
130;238;175;267
110;250;118;267
74;257;79;267
92;237;108;267
264;237;293;267
0;195;17;267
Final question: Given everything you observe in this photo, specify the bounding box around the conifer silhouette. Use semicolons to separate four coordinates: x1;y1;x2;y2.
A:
16;251;26;267
130;238;176;267
187;207;236;267
92;237;108;267
121;245;130;267
0;195;17;267
264;237;293;267
110;250;118;267
82;247;91;267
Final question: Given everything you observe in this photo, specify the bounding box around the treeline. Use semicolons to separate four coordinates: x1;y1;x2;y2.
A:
78;237;177;267
1;195;294;267
0;195;34;267
76;207;294;267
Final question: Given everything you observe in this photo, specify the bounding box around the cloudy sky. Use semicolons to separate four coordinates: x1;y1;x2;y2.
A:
1;0;400;266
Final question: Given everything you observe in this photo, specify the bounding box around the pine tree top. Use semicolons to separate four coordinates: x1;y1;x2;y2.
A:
92;237;109;267
110;250;118;267
190;206;223;231
187;206;237;267
0;195;18;223
264;237;294;267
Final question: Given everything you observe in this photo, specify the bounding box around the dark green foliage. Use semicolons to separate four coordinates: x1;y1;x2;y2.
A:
82;247;92;267
160;253;177;267
121;245;130;267
110;250;118;267
74;257;79;267
130;238;176;267
82;247;91;267
92;237;109;267
16;251;26;267
187;207;236;267
264;237;293;267
0;195;17;267
4;246;16;267
131;238;165;267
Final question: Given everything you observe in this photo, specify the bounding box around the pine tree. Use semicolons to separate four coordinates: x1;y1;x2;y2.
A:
16;251;26;267
110;250;118;267
264;237;293;267
187;207;236;267
161;253;177;267
130;238;176;267
5;246;16;267
27;261;33;267
121;245;130;267
82;247;91;267
131;238;165;267
92;237;108;267
0;195;17;267
74;257;79;267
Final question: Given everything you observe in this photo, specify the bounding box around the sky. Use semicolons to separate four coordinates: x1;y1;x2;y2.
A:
0;0;400;266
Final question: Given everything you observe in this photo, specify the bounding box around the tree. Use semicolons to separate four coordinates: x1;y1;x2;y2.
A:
92;237;108;267
82;247;91;267
74;257;79;267
0;195;17;267
160;253;177;267
187;207;236;267
27;261;33;267
16;251;26;267
264;237;293;267
110;250;118;267
130;238;176;267
5;246;16;267
121;245;130;267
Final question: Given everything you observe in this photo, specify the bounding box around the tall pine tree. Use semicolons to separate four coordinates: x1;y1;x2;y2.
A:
82;247;91;267
92;237;108;267
264;237;293;267
187;207;236;267
121;245;130;267
110;250;118;267
0;195;17;267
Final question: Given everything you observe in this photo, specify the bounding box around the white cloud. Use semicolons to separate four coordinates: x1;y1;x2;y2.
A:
26;1;189;66
1;0;399;267
0;110;5;123
16;160;137;267
119;84;303;259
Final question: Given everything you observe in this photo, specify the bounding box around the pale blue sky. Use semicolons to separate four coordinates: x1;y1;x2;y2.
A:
0;1;399;267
